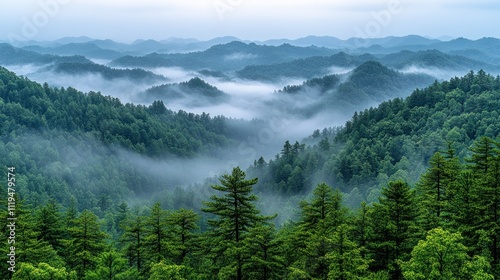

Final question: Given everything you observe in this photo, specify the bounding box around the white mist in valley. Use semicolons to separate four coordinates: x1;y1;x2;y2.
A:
2;60;429;208
399;65;473;81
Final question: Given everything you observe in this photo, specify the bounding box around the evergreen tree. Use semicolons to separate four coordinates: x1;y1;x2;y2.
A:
202;167;272;280
468;137;500;272
0;196;64;279
299;183;347;230
295;183;348;279
166;208;199;264
368;181;418;279
115;202;130;237
352;202;370;259
120;212;146;272
65;209;107;278
144;203;168;264
468;136;495;174
303;223;334;280
319;137;330;151
416;152;448;231
446;170;477;250
282;141;293;161
36;199;65;253
327;224;370;280
65;196;79;230
242;224;285;280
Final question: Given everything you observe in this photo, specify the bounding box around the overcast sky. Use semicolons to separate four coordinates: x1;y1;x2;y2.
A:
1;0;500;42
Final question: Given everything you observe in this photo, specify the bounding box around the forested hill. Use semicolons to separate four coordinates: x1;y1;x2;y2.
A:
249;70;500;205
45;61;167;83
143;77;228;104
0;66;231;157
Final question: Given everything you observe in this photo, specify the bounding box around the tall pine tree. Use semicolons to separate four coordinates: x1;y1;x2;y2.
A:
368;181;418;279
202;167;272;280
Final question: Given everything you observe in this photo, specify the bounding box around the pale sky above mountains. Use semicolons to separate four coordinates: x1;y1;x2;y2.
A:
1;0;499;42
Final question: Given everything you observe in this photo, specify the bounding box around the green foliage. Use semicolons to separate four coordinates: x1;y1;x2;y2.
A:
165;208;199;265
467;136;500;271
120;211;147;272
0;66;231;158
402;228;494;280
84;251;137;280
148;262;187;280
299;183;347;230
12;263;76;280
0;65;235;211
4;48;500;280
327;224;370;280
252;70;500;205
144;203;169;264
36;199;65;253
0;197;65;279
242;224;286;279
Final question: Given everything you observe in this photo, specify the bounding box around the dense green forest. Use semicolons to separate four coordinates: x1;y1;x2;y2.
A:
0;66;239;210
2;139;500;279
249;70;500;208
3;57;500;279
0;66;231;157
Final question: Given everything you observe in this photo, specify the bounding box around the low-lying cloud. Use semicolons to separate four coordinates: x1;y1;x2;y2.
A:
399;65;472;80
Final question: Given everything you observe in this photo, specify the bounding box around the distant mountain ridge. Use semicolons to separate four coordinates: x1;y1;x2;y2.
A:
109;41;338;71
0;43;92;65
3;36;500;73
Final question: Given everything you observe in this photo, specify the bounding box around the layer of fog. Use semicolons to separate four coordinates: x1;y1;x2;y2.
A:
399;65;474;81
4;63;405;166
3;63;414;208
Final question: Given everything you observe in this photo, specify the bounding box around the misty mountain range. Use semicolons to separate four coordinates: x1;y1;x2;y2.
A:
3;35;500;62
1;35;500;208
2;35;499;140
